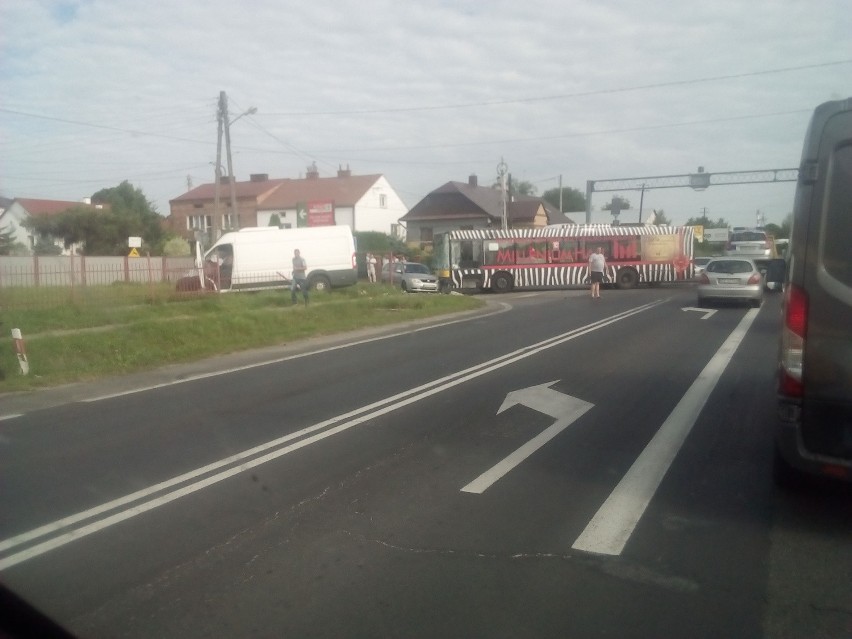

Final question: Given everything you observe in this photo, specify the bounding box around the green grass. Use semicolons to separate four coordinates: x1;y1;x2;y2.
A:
0;284;483;392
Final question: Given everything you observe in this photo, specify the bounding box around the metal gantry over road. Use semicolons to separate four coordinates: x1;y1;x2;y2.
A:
584;166;799;223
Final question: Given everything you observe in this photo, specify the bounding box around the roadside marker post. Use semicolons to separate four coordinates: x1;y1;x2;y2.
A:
11;328;29;375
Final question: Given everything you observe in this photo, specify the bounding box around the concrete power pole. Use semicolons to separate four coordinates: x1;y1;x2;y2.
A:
213;92;225;243
221;91;239;232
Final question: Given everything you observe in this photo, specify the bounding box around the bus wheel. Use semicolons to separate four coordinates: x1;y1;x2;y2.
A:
615;268;639;289
491;272;514;293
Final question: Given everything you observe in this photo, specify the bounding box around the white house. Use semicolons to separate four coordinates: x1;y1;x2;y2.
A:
0;198;93;255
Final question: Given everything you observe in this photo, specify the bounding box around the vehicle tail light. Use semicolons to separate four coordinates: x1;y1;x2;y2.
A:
779;283;808;397
352;252;357;269
747;273;762;285
698;273;710;284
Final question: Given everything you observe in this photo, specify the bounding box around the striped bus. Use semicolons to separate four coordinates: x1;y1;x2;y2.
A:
432;224;695;293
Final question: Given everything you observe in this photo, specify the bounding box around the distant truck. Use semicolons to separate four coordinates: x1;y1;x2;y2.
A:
177;225;357;293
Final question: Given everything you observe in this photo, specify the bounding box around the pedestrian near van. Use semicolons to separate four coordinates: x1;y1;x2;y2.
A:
588;246;606;298
367;252;377;283
291;248;309;305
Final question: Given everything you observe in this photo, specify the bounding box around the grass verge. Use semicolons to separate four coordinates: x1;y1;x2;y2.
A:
0;284;483;393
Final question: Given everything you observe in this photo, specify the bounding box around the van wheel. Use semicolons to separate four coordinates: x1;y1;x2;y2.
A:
310;275;331;292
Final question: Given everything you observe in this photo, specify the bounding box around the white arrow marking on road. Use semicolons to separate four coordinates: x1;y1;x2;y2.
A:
461;381;593;494
682;307;717;320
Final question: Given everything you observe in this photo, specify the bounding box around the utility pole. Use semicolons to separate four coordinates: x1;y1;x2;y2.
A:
221;92;238;232
558;174;563;213
497;157;508;231
213;92;225;243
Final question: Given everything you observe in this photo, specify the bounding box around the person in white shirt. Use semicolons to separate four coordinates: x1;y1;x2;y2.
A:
588;246;607;298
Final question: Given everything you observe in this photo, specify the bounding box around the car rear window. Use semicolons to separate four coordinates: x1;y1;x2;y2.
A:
822;144;852;287
707;260;753;274
730;231;766;242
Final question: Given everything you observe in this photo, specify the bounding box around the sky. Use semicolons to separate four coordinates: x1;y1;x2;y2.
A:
1;0;850;229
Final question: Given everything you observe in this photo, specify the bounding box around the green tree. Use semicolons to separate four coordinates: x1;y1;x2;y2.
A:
23;182;165;255
161;236;191;257
542;187;586;213
268;213;281;227
649;209;671;225
684;215;730;229
33;236;63;255
353;231;406;254
0;224;18;255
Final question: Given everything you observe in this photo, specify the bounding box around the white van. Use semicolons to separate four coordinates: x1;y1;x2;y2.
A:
177;225;357;292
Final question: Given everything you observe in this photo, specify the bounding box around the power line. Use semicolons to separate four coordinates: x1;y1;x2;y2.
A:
259;60;852;116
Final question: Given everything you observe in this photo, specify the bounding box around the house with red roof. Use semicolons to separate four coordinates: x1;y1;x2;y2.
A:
168;164;408;244
400;175;572;247
0;198;98;255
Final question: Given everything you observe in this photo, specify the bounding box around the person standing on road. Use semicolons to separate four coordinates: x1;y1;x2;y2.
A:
588;246;607;298
291;248;309;305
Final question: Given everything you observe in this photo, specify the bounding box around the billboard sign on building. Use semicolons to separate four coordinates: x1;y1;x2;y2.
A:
307;200;335;227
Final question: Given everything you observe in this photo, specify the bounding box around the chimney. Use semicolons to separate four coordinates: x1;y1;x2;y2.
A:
250;173;269;182
337;164;351;178
306;161;320;179
469;174;478;187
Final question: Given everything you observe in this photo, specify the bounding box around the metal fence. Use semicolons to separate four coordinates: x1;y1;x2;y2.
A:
0;255;196;288
0;255;197;309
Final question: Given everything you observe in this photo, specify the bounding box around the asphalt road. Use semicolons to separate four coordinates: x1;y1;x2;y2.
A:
1;286;850;638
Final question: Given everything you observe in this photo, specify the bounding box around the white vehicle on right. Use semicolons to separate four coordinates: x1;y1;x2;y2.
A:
724;228;772;258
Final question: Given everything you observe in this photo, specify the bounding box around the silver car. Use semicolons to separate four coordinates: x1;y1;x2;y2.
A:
380;262;439;293
696;258;764;307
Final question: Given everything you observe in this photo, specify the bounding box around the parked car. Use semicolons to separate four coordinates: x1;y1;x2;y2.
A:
380;262;439;292
775;96;852;487
696;258;764;307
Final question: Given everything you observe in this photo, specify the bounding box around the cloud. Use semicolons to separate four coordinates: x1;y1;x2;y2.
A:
1;0;850;226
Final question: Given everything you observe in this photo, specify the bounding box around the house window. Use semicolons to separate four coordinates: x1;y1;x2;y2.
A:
222;213;238;230
187;215;212;230
379;194;387;208
420;227;433;242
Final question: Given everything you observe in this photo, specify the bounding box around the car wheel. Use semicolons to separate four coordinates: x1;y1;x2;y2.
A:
751;297;763;308
401;281;408;292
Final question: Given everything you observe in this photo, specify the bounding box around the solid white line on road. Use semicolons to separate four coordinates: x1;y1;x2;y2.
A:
0;299;666;570
571;307;760;556
81;304;513;403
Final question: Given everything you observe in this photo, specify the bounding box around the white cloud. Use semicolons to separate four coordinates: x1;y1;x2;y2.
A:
1;0;850;226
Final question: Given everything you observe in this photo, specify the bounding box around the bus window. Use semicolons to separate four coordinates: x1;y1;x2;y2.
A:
484;240;516;266
551;240;580;263
515;240;547;264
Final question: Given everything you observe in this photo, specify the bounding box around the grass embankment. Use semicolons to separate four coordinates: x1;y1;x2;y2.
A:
0;284;483;393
